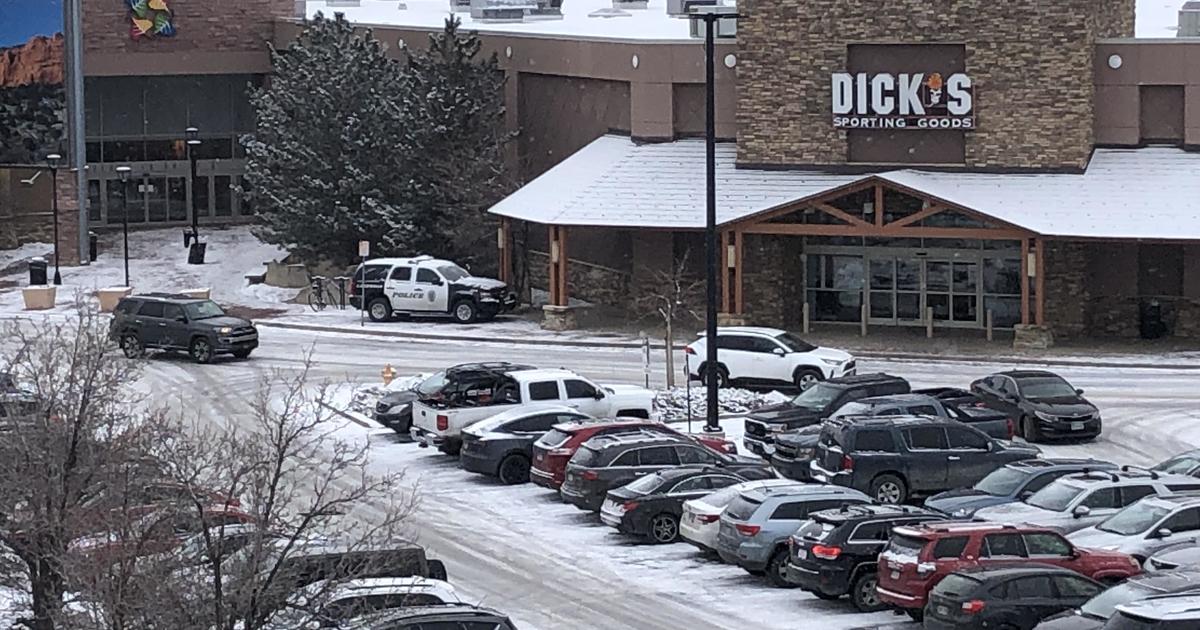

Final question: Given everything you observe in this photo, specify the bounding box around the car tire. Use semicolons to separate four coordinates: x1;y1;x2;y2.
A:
699;363;729;389
1022;415;1043;443
232;349;252;359
906;609;924;622
120;334;144;359
367;298;394;322
812;591;840;601
765;548;796;588
497;454;531;485
850;571;885;612
189;337;214;364
452;300;478;324
649;513;680;544
793;367;823;391
870;474;907;504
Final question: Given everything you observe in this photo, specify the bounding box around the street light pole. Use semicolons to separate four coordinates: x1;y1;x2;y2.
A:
116;166;132;287
689;9;736;433
46;153;62;285
185;126;203;264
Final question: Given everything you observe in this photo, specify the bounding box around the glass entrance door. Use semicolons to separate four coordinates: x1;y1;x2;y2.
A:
923;259;980;326
865;255;981;327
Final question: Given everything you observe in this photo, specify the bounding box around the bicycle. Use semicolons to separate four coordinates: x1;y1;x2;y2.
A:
307;275;341;312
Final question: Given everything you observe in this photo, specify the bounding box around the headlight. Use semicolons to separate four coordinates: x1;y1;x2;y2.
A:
1034;410;1056;421
218;326;233;334
819;358;843;366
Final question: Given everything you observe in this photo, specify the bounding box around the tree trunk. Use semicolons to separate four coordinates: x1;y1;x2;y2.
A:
28;556;62;630
664;319;675;388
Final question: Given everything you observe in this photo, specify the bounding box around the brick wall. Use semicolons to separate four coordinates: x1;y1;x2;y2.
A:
84;0;293;54
736;0;1134;170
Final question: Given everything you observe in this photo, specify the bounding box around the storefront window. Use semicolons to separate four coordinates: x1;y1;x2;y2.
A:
214;175;233;217
87;180;102;222
167;177;187;222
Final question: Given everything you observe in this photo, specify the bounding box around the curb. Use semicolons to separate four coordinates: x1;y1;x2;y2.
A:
257;320;1200;371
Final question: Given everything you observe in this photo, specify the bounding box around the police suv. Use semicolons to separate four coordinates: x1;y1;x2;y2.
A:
349;256;517;324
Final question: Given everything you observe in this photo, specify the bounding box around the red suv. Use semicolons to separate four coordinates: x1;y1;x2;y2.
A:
529;418;736;490
875;521;1140;620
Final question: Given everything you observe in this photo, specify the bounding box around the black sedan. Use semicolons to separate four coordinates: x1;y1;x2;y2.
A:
600;466;749;544
459;406;588;484
924;565;1104;630
970;370;1101;443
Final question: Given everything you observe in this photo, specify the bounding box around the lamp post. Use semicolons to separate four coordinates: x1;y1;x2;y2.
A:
46;153;62;285
185;126;203;264
688;9;737;433
116;166;132;287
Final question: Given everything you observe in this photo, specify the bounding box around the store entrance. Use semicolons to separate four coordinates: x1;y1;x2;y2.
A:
867;256;979;326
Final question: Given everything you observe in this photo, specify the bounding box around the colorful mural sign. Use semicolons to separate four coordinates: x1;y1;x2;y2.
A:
128;0;177;39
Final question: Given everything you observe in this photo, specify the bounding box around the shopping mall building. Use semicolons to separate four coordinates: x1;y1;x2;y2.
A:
5;0;1200;341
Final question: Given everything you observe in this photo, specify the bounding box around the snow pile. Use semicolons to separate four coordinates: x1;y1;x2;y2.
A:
347;373;429;416
654;387;790;422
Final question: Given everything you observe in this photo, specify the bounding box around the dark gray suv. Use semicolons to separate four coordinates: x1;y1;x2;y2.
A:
810;415;1041;504
110;294;258;364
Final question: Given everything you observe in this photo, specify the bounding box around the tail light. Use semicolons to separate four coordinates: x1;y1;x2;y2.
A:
622;501;639;512
696;514;719;524
1005;418;1015;439
581;470;599;481
841;455;854;471
734;523;761;536
811;545;842;560
549;448;574;457
436;415;449;431
961;600;985;615
349;278;357;295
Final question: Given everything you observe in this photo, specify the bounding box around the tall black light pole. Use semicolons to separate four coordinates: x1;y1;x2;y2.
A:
116;166;132;287
689;9;737;433
46;153;62;285
185;126;203;264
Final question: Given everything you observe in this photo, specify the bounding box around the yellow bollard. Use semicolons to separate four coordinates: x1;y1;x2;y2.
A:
381;364;396;386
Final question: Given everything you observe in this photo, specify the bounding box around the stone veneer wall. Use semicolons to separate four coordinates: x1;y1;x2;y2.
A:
528;251;631;305
740;234;803;328
736;0;1134;170
1043;241;1090;338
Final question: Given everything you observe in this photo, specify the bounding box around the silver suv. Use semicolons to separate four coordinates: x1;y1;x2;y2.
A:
714;484;869;587
974;468;1200;534
1069;493;1200;561
1108;592;1200;629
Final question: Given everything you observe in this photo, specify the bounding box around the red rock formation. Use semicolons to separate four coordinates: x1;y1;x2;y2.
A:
0;34;65;88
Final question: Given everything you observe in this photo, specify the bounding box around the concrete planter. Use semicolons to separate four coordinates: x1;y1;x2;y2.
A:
22;286;56;311
97;287;133;313
181;288;211;300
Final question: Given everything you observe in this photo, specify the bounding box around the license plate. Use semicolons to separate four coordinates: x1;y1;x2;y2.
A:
1072;421;1084;430
891;570;900;580
937;605;948;616
795;548;807;560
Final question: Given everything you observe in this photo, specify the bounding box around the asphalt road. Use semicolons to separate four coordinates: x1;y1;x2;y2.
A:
134;326;1200;630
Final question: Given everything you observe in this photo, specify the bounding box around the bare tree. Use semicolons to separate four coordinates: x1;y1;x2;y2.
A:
633;253;705;387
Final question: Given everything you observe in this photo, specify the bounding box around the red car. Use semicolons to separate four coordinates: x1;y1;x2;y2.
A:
875;521;1141;620
529;418;737;490
72;506;256;566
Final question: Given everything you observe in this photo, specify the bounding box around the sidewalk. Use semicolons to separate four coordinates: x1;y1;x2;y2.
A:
260;311;1200;370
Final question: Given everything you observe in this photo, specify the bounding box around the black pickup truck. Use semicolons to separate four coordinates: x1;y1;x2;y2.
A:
770;389;1013;481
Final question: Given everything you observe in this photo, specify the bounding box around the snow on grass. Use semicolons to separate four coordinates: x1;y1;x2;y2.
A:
654;386;789;422
0;242;52;273
0;227;300;315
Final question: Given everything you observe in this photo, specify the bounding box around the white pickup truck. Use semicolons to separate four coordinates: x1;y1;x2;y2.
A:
411;368;655;455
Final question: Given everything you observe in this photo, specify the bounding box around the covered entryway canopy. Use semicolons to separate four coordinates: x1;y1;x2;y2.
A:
489;135;1200;329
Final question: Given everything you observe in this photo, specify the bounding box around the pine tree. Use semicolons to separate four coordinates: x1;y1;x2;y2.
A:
241;13;410;265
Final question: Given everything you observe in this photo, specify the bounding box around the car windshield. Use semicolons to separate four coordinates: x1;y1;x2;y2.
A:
1080;582;1159;620
931;574;981;598
775;333;817;353
1026;481;1086;512
699;484;747;509
416;371;449;397
184;300;226;320
974;467;1034;497
536;429;572;449
1097;501;1174;536
570;446;600;468
790;382;842;410
624;474;667;495
438;265;469;281
830;401;873;419
1015;375;1078;400
1154;455;1200;475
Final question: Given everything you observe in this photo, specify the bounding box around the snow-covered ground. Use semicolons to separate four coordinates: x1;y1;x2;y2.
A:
0;227;299;315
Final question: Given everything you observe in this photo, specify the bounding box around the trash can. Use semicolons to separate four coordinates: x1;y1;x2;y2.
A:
188;241;206;265
28;257;47;286
88;231;98;262
1139;299;1167;340
183;229;193;248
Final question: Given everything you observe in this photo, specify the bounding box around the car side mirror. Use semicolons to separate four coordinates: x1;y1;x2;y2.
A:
1072;505;1091;519
772;347;785;356
1156;528;1173;539
1019;490;1034;500
1075;388;1085;395
593;390;605;400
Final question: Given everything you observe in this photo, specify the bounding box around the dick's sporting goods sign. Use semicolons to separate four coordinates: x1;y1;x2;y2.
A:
831;72;974;130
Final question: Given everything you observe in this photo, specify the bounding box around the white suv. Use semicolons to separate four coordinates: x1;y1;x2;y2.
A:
683;327;854;391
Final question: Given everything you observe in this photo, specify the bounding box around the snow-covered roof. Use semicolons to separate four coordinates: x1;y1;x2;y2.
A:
488;135;1200;240
314;0;1183;40
306;0;699;42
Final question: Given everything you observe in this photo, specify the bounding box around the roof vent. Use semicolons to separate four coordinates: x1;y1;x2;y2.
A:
589;7;631;17
1181;1;1200;37
325;0;360;6
450;0;471;12
613;0;648;10
526;0;564;20
470;0;534;21
667;0;715;18
688;4;737;38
